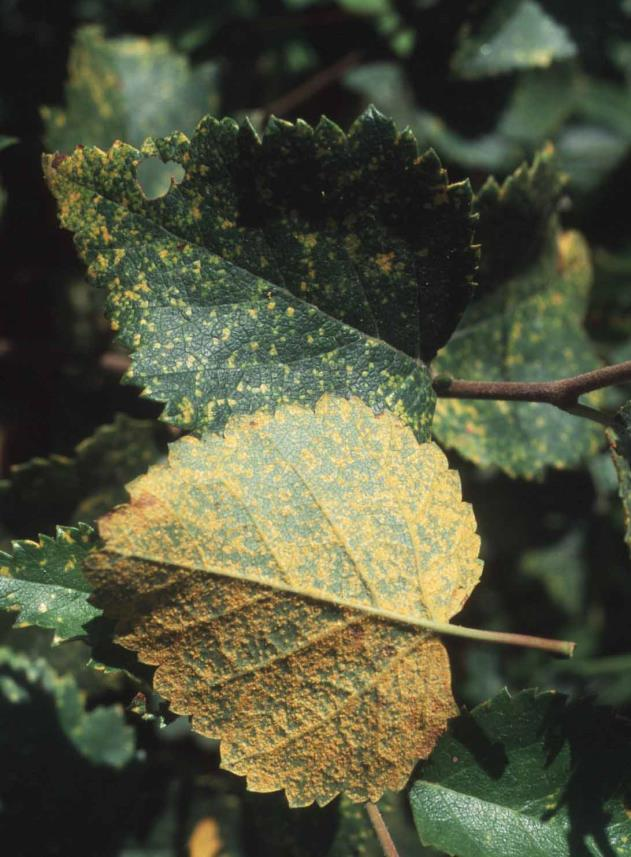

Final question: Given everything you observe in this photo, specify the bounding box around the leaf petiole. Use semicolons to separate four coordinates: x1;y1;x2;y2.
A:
365;802;401;857
365;606;575;656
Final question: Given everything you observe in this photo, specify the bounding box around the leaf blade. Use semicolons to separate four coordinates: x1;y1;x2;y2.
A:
43;109;477;439
410;689;631;857
0;524;101;640
85;397;483;805
433;151;603;478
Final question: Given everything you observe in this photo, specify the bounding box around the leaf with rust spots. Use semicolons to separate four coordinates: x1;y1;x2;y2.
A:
433;151;604;479
607;401;631;556
85;397;483;806
42;26;219;198
43;107;477;440
0;524;101;641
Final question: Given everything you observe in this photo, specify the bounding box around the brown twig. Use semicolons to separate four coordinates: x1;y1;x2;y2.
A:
100;350;132;374
433;361;631;404
365;802;401;857
433;360;631;425
262;49;363;119
102;349;631;427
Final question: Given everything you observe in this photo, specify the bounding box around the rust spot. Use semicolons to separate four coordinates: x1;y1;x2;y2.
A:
51;153;68;169
131;492;160;510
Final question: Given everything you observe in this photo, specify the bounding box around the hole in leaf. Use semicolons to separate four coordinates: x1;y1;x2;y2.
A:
136;159;185;199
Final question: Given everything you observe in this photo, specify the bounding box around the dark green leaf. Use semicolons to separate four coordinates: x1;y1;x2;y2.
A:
410;689;631;857
345;63;521;174
474;146;565;290
345;62;576;175
0;524;100;640
44;108;477;440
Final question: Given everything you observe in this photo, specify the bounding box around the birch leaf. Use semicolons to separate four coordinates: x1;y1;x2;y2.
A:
42;25;219;187
433;152;603;478
85;397;483;807
607;401;631;555
43;108;477;440
41;25;219;199
410;689;631;857
451;0;576;80
0;524;100;640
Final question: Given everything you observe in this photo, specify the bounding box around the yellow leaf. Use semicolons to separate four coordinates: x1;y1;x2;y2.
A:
86;397;482;806
188;818;223;857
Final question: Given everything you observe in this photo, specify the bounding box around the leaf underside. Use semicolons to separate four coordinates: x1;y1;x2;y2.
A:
85;397;483;806
43;107;477;440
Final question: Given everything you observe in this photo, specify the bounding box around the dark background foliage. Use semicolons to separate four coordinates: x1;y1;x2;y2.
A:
2;1;631;854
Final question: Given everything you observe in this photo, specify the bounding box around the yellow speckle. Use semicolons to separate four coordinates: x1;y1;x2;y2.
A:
188;817;223;857
180;398;194;424
286;307;295;317
301;233;318;250
375;252;395;273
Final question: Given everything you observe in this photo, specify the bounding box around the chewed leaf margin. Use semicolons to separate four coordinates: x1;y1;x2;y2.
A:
43;107;477;440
